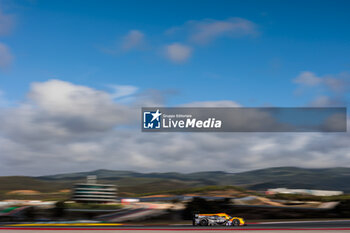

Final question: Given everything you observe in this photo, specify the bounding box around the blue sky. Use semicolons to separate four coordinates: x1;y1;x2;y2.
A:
0;0;350;175
1;0;349;107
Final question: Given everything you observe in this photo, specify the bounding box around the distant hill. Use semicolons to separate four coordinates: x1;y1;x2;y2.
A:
0;167;349;199
39;167;350;193
226;167;350;192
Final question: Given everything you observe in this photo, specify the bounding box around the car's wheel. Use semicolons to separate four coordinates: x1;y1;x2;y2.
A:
232;219;240;226
200;219;208;226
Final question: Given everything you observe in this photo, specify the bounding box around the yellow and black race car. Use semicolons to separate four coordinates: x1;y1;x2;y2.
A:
193;213;246;226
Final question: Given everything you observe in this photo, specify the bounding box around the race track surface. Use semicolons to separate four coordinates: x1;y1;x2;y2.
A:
1;220;350;232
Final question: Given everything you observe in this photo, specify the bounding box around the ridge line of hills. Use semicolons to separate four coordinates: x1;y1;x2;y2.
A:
0;167;349;196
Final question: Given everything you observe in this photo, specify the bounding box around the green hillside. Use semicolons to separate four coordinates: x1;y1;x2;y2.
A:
0;167;349;200
38;167;350;192
37;167;350;193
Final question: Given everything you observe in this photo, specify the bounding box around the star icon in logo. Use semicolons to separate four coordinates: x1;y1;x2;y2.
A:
151;109;162;122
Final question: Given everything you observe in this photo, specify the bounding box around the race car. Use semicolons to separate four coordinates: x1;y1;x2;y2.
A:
193;213;246;226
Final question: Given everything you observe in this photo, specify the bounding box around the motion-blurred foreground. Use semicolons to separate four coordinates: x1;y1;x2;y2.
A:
1;167;350;223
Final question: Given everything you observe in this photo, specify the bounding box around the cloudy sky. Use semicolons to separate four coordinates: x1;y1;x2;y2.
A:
0;0;349;175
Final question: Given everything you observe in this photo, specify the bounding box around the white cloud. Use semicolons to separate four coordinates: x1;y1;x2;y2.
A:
25;79;136;132
121;30;145;51
293;71;322;86
309;96;333;107
0;89;11;107
0;8;14;36
294;71;350;92
294;71;349;106
109;85;139;99
309;95;345;107
100;30;145;54
164;43;192;63
182;100;240;107
0;42;13;70
0;7;15;71
167;17;258;44
0;80;349;176
323;73;350;93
